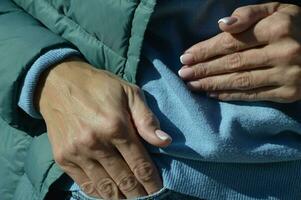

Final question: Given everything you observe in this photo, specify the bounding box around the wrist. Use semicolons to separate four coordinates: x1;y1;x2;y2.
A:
35;58;90;116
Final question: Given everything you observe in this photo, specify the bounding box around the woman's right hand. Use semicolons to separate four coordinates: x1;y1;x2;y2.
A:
35;58;172;199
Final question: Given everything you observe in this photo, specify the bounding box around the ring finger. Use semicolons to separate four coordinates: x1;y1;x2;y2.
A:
77;158;124;199
93;146;147;199
187;68;281;92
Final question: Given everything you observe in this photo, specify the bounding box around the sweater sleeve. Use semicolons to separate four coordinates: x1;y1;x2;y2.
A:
18;48;80;119
0;0;75;135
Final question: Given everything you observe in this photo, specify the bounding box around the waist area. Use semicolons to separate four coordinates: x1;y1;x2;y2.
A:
153;154;301;199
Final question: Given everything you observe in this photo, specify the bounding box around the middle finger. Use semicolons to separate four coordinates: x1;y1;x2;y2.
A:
183;19;271;64
77;158;122;199
187;68;281;92
113;123;163;195
179;46;271;81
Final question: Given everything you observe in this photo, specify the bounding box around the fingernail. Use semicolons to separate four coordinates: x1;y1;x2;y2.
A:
218;17;238;25
180;53;194;65
187;81;199;88
208;93;218;98
155;130;172;141
178;68;193;79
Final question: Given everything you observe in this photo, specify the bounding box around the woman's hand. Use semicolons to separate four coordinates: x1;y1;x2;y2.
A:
36;59;172;199
179;2;301;103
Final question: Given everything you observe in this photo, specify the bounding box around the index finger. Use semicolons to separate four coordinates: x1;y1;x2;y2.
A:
181;22;270;65
113;123;163;195
62;164;101;198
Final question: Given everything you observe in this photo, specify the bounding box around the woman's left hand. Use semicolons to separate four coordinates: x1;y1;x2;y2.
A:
179;2;301;103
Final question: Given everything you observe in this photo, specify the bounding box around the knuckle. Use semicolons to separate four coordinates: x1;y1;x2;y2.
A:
231;73;253;90
261;48;271;64
200;78;217;91
272;16;292;39
194;80;207;90
284;41;301;62
233;92;258;101
53;151;68;166
192;43;208;61
194;63;209;77
221;93;232;100
284;88;300;102
103;119;126;139
100;153;119;167
233;7;252;21
226;53;243;71
96;178;118;198
94;148;114;159
103;117;130;145
65;140;79;156
291;68;301;83
221;33;239;52
137;112;158;131
234;93;244;100
79;130;99;148
117;174;138;193
132;85;143;96
85;162;98;172
133;159;155;183
80;182;97;196
218;93;231;100
246;92;258;100
129;84;144;100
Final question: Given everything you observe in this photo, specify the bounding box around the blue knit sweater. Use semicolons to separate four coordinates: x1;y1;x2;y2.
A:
19;0;301;199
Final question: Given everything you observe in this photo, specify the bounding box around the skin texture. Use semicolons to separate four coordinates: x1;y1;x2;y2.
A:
179;2;301;103
36;59;172;199
34;2;301;199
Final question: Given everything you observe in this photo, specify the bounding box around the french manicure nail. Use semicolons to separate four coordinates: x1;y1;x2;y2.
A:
208;93;218;98
178;68;193;78
187;81;199;88
218;17;238;25
155;130;172;141
180;53;194;65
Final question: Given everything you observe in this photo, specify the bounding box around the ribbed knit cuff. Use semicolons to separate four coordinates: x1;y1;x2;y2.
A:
18;48;80;119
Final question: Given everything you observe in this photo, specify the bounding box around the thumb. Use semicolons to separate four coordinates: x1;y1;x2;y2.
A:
129;87;172;148
218;2;281;34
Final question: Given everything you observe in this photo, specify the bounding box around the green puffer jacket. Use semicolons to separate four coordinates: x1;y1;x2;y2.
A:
0;0;156;199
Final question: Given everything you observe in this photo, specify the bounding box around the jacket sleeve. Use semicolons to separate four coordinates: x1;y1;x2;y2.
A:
0;0;74;135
